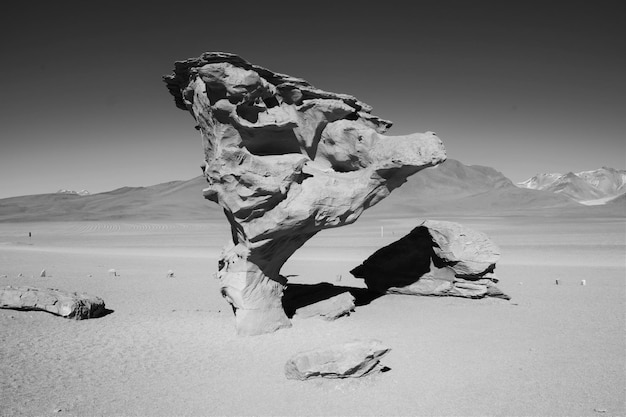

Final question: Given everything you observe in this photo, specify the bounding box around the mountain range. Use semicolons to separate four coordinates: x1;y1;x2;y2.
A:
0;160;622;222
517;167;626;205
364;159;586;217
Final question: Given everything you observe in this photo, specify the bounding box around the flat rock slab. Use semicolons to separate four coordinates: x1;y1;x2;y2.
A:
285;340;390;380
294;291;355;320
0;286;106;319
387;277;507;299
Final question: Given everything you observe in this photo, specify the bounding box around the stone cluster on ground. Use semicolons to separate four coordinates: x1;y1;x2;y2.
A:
351;220;508;299
0;286;106;319
285;340;390;380
164;52;447;335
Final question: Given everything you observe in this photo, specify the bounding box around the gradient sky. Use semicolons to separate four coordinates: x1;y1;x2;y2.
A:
1;1;624;199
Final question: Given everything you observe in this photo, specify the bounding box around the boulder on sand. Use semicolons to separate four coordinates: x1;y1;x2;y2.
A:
425;220;500;277
0;286;107;319
285;340;391;380
293;291;355;321
351;220;508;299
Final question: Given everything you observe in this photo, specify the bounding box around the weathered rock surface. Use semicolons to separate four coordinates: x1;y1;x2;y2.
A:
0;286;107;319
164;52;447;335
285;340;390;380
351;220;508;299
425;220;500;277
293;291;355;321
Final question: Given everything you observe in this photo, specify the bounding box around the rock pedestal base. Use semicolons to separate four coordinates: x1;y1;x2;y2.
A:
234;307;292;336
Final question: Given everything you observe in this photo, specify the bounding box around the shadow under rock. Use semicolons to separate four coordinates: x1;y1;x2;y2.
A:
349;226;435;292
282;282;383;319
93;308;115;318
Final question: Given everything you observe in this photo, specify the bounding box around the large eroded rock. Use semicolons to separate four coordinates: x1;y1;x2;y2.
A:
0;286;106;319
164;52;446;335
351;220;508;299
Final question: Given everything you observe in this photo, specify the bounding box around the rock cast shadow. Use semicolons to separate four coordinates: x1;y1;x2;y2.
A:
282;282;383;318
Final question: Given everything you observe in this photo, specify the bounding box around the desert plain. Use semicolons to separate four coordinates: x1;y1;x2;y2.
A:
0;208;624;416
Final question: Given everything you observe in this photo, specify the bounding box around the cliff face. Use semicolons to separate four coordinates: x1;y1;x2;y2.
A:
164;52;446;335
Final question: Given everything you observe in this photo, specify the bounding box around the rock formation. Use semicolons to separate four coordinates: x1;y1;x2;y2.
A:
285;340;390;380
164;52;446;335
351;220;508;299
0;286;107;319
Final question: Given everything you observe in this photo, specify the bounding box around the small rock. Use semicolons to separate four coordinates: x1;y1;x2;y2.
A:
17;273;23;278
0;286;106;319
108;269;117;277
594;408;607;413
40;269;46;277
87;274;92;278
0;274;7;278
294;292;355;321
166;270;175;278
285;339;390;380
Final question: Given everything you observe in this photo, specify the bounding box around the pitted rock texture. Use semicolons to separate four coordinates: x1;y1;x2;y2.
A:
164;52;447;335
0;286;106;319
351;220;508;299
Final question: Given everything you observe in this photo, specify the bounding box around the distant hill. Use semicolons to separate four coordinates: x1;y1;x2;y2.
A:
0;160;622;222
517;167;626;205
606;192;626;206
0;177;220;222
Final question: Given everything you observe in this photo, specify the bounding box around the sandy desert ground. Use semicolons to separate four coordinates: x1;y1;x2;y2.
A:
0;213;624;416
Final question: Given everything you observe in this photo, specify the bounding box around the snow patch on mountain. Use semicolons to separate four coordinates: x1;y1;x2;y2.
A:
57;189;90;196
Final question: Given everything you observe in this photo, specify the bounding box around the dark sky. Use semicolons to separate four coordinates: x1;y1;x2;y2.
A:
1;1;624;198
